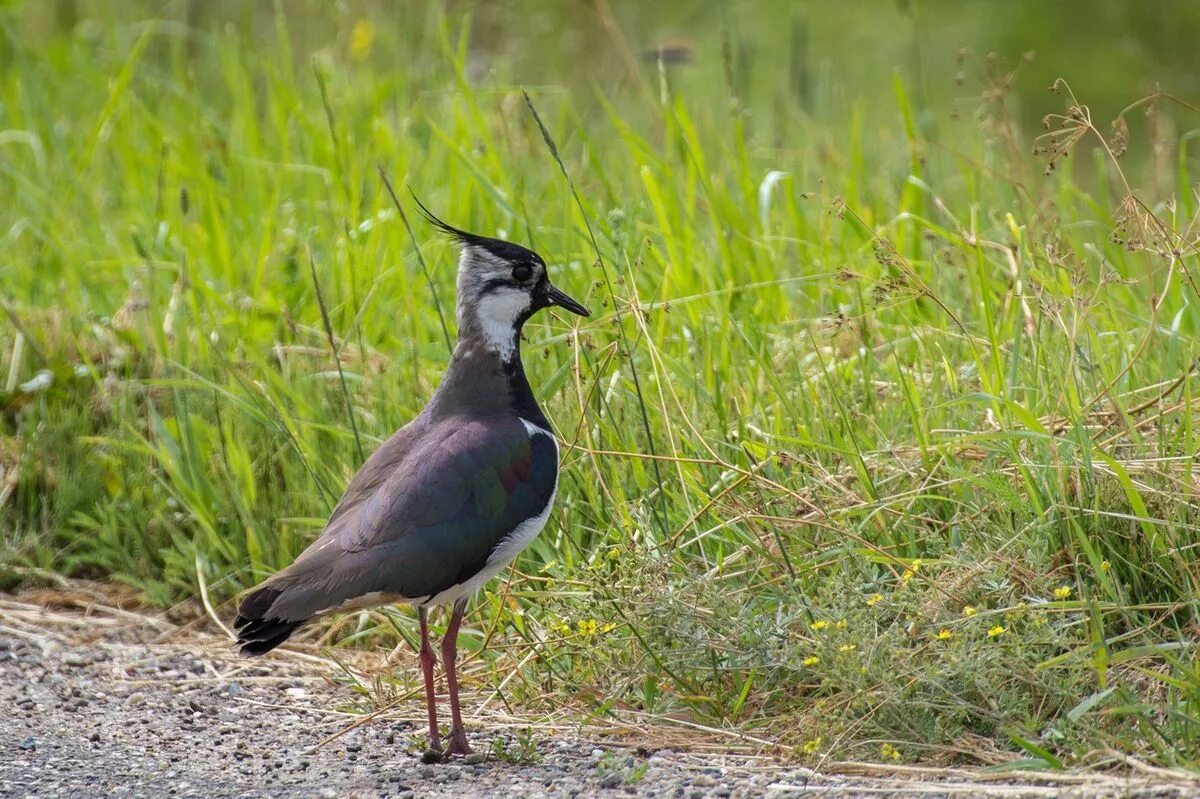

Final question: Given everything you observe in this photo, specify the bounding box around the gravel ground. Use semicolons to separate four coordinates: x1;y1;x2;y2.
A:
2;597;1198;799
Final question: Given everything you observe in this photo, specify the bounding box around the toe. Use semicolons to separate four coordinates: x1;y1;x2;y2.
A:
444;733;473;757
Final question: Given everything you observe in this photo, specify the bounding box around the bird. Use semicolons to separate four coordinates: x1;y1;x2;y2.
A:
233;201;589;758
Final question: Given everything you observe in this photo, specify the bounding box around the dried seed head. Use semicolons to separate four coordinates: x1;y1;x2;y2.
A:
1110;116;1129;160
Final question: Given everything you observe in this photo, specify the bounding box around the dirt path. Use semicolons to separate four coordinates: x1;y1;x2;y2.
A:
2;594;1196;799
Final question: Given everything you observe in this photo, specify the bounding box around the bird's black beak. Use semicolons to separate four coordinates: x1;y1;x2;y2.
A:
541;282;590;317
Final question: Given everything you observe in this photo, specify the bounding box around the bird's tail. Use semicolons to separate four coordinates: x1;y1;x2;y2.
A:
234;582;307;656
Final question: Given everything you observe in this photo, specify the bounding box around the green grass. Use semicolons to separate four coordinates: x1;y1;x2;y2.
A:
3;0;1200;770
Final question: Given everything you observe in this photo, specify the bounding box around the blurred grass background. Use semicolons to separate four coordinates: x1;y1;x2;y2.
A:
2;0;1200;768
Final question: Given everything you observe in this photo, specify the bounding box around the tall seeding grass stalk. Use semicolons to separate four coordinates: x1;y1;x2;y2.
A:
1;3;1199;769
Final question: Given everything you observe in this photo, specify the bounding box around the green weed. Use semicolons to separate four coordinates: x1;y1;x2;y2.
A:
489;729;541;765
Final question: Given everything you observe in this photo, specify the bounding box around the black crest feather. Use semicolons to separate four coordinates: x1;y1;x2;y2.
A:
408;189;477;244
407;190;543;265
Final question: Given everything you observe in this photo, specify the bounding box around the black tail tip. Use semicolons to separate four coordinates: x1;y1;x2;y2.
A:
234;614;304;656
234;585;304;656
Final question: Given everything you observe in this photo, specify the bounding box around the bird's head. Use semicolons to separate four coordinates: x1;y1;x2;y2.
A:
414;198;589;361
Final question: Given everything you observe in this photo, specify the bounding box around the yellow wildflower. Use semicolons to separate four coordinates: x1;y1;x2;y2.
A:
835;619;848;630
1004;603;1028;622
811;620;829;632
802;737;822;754
1053;585;1072;600
606;546;621;561
803;655;820;667
962;605;977;617
577;618;598;637
880;742;902;762
987;625;1006;638
935;629;954;640
838;644;857;653
867;593;884;607
349;20;375;61
1100;560;1111;572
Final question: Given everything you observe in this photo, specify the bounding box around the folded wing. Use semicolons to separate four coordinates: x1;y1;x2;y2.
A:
235;415;557;654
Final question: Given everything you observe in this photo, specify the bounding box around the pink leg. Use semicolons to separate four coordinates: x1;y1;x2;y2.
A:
418;606;442;753
440;599;472;756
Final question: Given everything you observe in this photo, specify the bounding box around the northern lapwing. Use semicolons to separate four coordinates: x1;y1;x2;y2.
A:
234;202;589;757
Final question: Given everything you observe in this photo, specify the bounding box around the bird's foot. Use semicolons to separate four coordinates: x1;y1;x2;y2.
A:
421;731;443;763
443;727;473;757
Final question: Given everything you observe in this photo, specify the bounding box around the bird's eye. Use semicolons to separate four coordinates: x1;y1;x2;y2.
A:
512;263;534;282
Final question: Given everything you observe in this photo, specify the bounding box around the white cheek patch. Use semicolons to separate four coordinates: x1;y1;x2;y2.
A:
476;288;530;359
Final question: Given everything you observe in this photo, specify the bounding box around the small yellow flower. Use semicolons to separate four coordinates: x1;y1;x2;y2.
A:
803;655;820;667
577;618;598;637
349;19;376;61
811;620;829;632
1004;603;1028;621
867;593;884;607
838;643;857;653
880;742;902;762
835;619;848;630
1100;560;1111;572
1053;585;1072;600
962;605;977;617
606;546;621;561
987;625;1006;638
935;629;954;640
900;560;922;584
600;622;618;634
802;736;822;754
